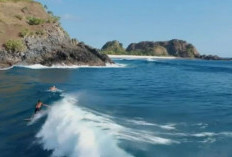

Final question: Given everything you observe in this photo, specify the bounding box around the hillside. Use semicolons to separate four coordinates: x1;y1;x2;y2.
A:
0;0;112;68
0;0;50;46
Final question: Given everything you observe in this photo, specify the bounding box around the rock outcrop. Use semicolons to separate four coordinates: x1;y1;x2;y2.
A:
196;54;231;60
0;0;112;68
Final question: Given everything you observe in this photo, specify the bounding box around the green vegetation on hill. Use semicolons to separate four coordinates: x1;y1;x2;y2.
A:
27;17;45;25
4;39;26;52
101;40;126;55
0;0;61;51
19;28;45;37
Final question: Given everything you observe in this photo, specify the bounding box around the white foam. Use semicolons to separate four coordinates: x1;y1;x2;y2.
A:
109;55;177;60
192;132;215;137
27;110;48;126
15;63;126;69
0;66;13;70
157;131;232;137
35;94;176;157
127;119;176;130
117;129;178;145
147;58;157;62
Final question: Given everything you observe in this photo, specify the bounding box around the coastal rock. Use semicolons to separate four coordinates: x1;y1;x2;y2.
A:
21;24;112;66
196;54;231;61
0;0;112;69
126;39;199;58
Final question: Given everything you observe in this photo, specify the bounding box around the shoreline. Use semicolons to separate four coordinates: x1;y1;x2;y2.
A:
108;55;178;59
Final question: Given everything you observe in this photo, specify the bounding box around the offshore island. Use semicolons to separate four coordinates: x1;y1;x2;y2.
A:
100;40;231;60
0;0;230;69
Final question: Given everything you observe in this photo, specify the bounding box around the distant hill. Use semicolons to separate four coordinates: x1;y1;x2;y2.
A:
0;0;112;68
101;39;229;60
101;39;199;58
126;39;199;58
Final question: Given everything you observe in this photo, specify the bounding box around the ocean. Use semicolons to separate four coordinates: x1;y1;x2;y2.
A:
0;58;232;157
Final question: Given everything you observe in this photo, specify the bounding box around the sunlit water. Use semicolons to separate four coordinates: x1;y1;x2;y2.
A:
0;59;232;157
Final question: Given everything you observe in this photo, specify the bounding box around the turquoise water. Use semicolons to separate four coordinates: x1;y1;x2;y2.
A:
0;59;232;157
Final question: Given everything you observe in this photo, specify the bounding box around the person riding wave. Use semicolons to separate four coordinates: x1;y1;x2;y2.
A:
34;100;49;114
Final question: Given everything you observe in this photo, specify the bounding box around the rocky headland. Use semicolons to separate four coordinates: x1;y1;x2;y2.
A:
101;40;231;60
0;0;112;69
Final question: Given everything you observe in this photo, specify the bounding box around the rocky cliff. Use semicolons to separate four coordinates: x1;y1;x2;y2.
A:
0;0;112;68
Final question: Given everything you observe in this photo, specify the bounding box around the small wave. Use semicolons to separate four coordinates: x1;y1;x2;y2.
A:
35;94;176;157
192;132;232;137
200;137;216;143
193;123;208;129
15;63;126;69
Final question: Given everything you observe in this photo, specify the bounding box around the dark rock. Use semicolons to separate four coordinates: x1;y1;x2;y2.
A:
196;54;232;60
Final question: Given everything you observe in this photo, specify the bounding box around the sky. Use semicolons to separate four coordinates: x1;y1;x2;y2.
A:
37;0;232;57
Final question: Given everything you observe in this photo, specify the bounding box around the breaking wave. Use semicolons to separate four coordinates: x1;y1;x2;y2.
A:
35;94;176;157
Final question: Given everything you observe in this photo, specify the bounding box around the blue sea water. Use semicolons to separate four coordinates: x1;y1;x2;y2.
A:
0;58;232;157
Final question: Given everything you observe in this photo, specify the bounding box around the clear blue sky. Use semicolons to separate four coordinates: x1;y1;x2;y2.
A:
37;0;232;57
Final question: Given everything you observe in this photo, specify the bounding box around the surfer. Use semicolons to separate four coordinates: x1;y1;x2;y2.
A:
49;85;57;92
34;100;49;114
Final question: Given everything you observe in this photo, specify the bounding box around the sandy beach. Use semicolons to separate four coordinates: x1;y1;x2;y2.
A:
108;55;178;59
